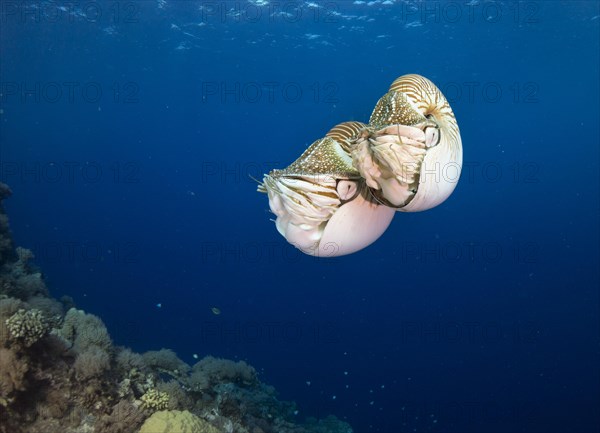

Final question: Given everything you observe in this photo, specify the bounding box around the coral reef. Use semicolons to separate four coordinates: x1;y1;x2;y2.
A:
0;347;29;407
60;307;112;353
0;183;352;433
73;345;111;380
95;400;146;433
142;348;190;378
140;388;171;412
5;308;49;347
189;356;258;393
139;410;221;433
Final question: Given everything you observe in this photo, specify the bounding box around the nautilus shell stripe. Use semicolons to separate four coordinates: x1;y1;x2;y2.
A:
388;74;461;163
325;121;368;153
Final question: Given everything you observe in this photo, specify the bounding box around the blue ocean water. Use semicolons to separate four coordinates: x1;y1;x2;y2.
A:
1;1;599;432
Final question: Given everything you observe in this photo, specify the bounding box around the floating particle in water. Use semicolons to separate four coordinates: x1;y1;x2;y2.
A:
332;395;336;400
343;371;348;375
211;307;221;315
156;303;162;308
405;21;423;29
306;381;311;386
193;354;198;359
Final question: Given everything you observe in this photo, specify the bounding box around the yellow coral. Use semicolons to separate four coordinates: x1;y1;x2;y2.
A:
5;308;48;346
138;410;221;433
140;389;170;411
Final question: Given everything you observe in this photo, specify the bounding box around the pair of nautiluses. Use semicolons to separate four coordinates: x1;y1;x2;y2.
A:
258;74;462;257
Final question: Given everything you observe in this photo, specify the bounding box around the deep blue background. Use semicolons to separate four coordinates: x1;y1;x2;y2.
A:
1;1;599;432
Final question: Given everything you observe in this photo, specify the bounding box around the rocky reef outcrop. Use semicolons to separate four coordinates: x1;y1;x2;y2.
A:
0;182;352;433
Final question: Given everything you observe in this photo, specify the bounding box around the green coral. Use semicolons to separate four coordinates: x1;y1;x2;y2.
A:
138;410;221;433
140;388;170;412
5;308;48;346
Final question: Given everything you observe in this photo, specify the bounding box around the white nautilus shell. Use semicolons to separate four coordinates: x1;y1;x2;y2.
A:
351;74;462;211
259;122;395;257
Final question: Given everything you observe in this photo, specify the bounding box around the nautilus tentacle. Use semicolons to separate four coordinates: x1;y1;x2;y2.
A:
259;122;395;257
351;74;462;211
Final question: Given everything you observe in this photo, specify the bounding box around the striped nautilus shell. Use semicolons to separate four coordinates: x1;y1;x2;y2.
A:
259;122;395;257
352;74;462;211
259;74;462;257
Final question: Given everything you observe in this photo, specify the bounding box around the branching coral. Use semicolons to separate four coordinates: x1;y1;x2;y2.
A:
140;388;171;412
5;308;48;347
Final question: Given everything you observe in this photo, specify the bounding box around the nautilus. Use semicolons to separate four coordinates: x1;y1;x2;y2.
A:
258;74;462;257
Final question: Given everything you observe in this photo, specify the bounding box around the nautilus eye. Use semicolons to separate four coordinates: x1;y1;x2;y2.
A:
336;180;359;201
258;122;395;257
351;74;462;212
